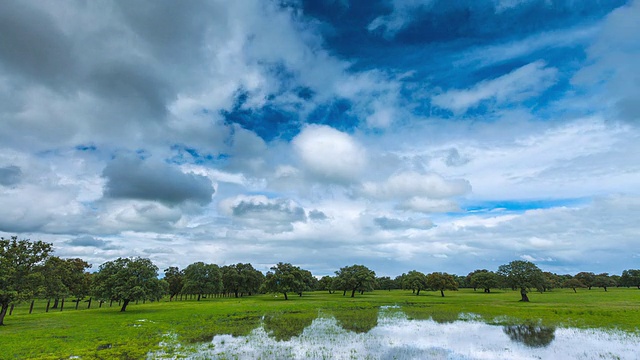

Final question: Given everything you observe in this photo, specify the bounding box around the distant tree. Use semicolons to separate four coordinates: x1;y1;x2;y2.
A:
92;257;165;312
467;269;490;290
497;260;545;302
619;269;640;289
65;258;92;307
0;236;52;325
541;272;562;292
261;262;309;300
163;266;184;301
404;270;428;295
470;271;500;293
562;278;586;293
426;272;458;297
335;264;376;298
182;262;223;300
574;272;596;290
221;263;263;298
395;274;407;290
317;276;335;293
376;276;397;291
593;273;616;292
453;275;468;289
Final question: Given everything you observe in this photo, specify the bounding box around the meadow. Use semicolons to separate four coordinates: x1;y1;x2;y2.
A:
1;288;638;359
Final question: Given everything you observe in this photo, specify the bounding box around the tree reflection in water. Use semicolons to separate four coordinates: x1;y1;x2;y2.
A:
333;307;378;333
261;311;317;341
503;323;556;348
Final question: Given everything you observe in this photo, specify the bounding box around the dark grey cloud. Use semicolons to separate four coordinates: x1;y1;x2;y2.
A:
232;199;307;223
308;209;328;221
374;216;434;230
103;156;214;205
67;235;121;250
0;166;22;186
0;2;75;86
87;62;171;119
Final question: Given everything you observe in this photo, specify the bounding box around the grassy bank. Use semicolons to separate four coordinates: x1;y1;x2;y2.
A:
2;288;639;359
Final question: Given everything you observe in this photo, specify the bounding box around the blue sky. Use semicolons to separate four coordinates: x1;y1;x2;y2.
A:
1;0;639;277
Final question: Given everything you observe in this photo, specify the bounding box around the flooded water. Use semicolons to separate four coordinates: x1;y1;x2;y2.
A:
152;307;639;360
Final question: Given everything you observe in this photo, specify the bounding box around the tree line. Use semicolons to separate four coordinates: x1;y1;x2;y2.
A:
2;236;639;326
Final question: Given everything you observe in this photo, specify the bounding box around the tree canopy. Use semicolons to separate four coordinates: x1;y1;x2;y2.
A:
426;272;458;297
261;262;309;300
335;264;377;298
182;262;223;301
92;257;166;312
404;270;428;296
0;236;52;325
497;260;545;302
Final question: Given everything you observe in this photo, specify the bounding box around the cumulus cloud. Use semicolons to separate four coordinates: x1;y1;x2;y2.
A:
102;156;214;206
432;61;558;114
292;125;367;183
0;165;22;186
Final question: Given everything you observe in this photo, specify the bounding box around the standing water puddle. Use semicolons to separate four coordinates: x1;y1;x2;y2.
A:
151;306;638;359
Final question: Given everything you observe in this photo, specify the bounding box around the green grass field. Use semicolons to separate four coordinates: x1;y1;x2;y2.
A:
2;288;639;359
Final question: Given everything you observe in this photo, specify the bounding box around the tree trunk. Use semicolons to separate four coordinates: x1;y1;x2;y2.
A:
29;300;34;314
235;291;239;298
120;299;130;312
0;303;9;325
283;292;288;300
603;286;608;292
572;288;577;293
520;288;530;302
9;304;14;315
197;294;201;301
52;298;59;309
351;289;356;298
343;290;347;296
440;290;445;297
416;289;421;296
87;297;92;309
46;299;51;312
75;299;80;310
60;298;65;311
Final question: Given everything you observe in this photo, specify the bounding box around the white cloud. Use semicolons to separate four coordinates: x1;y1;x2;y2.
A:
360;171;470;201
572;0;640;122
293;125;368;183
432;61;558;114
367;0;435;39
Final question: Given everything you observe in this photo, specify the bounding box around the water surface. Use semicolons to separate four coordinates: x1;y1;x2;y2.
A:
153;307;638;359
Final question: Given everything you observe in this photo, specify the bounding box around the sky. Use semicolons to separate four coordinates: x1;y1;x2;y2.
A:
1;0;639;277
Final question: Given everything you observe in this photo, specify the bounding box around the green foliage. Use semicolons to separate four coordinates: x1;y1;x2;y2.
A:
317;275;334;292
261;262;310;300
163;266;184;300
497;260;545;301
182;262;223;300
91;257;165;311
0;236;52;325
562;278;586;292
221;263;264;298
593;273;616;291
404;270;428;295
620;269;640;288
426;272;458;297
574;272;596;290
470;271;500;293
335;264;376;297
